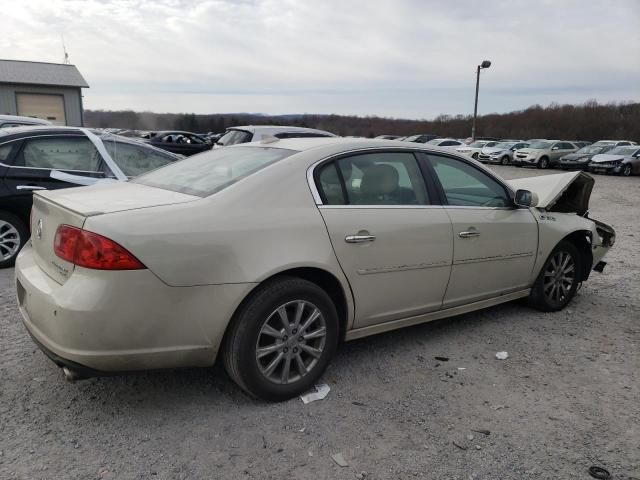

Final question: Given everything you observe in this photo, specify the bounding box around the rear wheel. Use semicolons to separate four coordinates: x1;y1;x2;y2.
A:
529;241;581;312
222;277;339;401
0;212;28;268
621;164;632;177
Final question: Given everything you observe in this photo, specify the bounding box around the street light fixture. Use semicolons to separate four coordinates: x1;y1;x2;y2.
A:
471;60;491;141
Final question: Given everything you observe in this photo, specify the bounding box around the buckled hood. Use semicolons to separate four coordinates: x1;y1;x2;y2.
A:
507;171;594;216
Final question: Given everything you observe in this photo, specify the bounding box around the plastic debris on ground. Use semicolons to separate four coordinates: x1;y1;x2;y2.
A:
331;452;348;467
495;351;509;360
300;383;331;404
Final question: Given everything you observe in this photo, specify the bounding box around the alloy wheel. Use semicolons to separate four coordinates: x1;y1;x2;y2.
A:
543;251;575;304
0;220;21;261
621;164;632;176
255;300;327;385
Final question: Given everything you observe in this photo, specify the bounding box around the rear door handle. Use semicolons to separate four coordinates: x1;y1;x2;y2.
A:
459;231;480;238
16;185;47;191
345;234;376;243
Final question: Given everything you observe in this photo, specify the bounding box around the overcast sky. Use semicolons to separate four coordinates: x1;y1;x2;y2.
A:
2;0;639;119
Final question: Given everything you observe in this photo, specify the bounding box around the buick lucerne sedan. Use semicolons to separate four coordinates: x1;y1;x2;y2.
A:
15;138;615;401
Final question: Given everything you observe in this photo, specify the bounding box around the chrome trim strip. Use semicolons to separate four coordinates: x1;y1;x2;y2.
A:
318;204;444;210
453;252;534;265
357;260;449;275
345;289;530;341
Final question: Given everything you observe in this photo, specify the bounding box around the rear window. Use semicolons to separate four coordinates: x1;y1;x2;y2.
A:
134;146;295;197
217;129;253;146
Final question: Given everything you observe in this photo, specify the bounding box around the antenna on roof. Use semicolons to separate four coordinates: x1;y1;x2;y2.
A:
61;33;70;64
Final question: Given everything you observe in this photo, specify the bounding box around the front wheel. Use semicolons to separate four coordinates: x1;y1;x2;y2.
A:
0;212;28;268
529;241;581;312
538;157;549;169
501;155;510;165
621;164;632;177
222;277;339;401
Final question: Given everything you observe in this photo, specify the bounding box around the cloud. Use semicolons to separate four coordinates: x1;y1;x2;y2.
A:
1;0;638;118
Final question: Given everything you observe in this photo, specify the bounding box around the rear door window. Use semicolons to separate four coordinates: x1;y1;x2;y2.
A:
317;152;430;205
15;136;101;171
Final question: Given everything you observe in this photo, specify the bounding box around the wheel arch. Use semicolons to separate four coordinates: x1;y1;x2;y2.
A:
559;229;593;282
223;266;352;346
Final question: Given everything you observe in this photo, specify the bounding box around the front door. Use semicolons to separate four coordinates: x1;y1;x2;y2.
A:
423;153;538;308
314;151;453;328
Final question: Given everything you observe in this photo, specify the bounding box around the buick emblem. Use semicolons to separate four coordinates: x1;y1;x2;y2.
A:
36;219;43;240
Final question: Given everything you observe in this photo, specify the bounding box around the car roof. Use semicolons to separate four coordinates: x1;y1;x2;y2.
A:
228;125;336;136
0;114;51;125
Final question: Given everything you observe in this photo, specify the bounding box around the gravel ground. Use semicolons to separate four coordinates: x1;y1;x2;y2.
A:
1;166;638;480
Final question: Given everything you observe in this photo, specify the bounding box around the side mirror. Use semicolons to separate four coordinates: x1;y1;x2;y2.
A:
551;146;559;151
514;189;538;208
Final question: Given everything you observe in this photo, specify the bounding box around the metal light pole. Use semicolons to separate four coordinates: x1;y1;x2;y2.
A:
471;60;491;141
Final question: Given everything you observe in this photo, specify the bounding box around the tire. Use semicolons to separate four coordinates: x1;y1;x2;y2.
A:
0;211;28;269
222;276;339;401
538;157;549;169
472;152;479;160
500;155;510;166
529;241;581;312
621;164;632;177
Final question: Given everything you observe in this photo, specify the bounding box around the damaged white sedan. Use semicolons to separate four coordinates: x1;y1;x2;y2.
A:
15;138;615;401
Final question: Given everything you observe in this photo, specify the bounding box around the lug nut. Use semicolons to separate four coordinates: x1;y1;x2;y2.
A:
292;328;298;334
283;347;289;353
298;336;304;342
293;347;298;353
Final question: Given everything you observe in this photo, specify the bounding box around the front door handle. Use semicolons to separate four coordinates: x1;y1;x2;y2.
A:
16;185;47;191
345;234;376;244
459;231;481;238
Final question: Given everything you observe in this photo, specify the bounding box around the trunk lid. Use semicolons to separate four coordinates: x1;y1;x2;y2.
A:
507;171;594;216
30;183;200;284
37;182;200;216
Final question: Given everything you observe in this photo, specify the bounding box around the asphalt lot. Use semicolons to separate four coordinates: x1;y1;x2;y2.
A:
1;165;638;480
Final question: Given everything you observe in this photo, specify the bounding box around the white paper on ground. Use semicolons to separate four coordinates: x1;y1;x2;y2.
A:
300;383;330;404
496;351;509;360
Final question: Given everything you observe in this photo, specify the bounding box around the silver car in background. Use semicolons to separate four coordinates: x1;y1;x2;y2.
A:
513;140;578;169
455;140;500;159
478;141;529;165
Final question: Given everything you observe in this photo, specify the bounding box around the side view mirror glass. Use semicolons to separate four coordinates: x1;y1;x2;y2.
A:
514;189;538;208
551;146;559;151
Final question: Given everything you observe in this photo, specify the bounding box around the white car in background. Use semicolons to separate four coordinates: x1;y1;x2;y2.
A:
215;125;336;146
425;138;465;149
456;140;500;159
15;138;615;401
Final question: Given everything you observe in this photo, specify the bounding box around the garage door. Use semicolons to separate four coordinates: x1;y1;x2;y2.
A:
16;93;66;126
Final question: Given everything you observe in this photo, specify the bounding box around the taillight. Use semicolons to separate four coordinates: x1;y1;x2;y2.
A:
53;225;145;270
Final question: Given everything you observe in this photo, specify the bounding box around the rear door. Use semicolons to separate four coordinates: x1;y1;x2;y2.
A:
422;153;538;308
314;150;453;328
2;134;105;215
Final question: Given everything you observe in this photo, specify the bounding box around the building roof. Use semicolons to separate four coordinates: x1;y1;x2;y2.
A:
0;59;89;88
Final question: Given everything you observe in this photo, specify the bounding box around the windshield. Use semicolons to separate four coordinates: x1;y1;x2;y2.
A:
608;146;638;156
528;141;552;149
217;129;253;146
493;142;516;149
134;146;295;196
577;145;605;155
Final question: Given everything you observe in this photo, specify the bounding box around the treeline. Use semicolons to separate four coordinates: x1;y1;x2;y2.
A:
84;100;640;141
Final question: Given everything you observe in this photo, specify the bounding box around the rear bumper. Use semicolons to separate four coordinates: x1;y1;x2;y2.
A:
15;243;254;373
